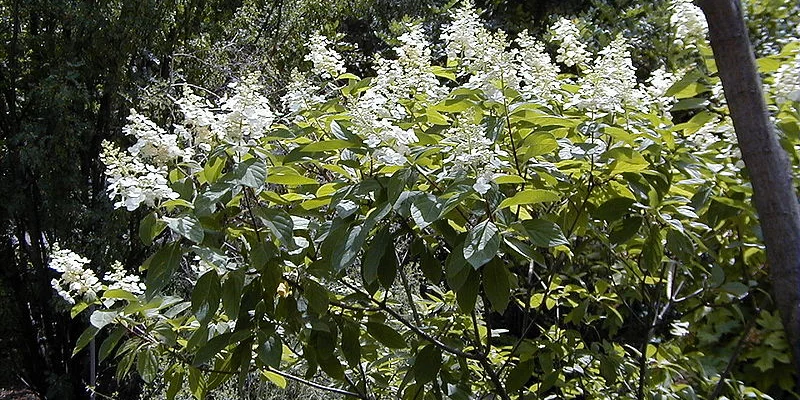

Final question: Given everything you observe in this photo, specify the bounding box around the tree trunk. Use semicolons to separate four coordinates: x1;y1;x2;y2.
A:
697;0;800;380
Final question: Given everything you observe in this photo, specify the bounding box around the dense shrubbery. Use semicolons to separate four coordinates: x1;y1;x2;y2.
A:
48;1;800;399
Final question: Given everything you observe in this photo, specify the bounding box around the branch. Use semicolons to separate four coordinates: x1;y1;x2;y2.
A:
265;366;366;399
698;0;800;379
340;280;484;361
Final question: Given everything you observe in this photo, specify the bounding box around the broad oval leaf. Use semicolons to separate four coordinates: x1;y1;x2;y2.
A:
483;258;511;313
463;220;501;269
410;193;444;229
414;345;443;384
521;219;569;248
192;270;221;325
366;321;406;348
144;242;184;299
300;139;357;152
90;309;119;329
231;157;267;188
498;189;561;209
163;214;204;244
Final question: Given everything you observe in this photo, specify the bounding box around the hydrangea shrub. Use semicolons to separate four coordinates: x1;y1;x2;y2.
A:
51;2;800;398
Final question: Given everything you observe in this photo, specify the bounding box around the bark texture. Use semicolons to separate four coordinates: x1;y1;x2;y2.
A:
698;0;800;379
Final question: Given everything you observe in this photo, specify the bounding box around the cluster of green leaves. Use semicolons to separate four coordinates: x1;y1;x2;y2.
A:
68;3;800;400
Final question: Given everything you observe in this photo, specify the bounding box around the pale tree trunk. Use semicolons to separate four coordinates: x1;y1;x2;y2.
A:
697;0;800;380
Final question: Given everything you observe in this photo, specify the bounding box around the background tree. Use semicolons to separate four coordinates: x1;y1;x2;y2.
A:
698;0;800;387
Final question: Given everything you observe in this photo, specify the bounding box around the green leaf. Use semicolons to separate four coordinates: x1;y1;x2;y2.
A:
99;326;125;363
231;157;267;188
607;148;649;176
103;289;138;301
434;97;473;113
257;334;283;368
566;299;589;324
521;219;569;248
431;66;457;82
506;359;535;392
203;156;226;184
304;279;330;314
73;325;100;356
425;109;450;125
609;216;643;245
163;214;204;244
136;349;158;383
300;139;357;152
483;258;511;313
267;166;318;186
666;228;694;263
324;222;366;272
523;133;559;157
221;270;244;318
456;268;480;313
378;243;398;289
193;332;231;366
165;367;183;400
90;309;119;329
362;225;390;285
70;302;89;318
641;226;663;271
720;282;750;298
498;190;560;209
340;321;361;367
188;366;208;398
463;220;501;269
446;242;470;291
494;174;526;185
670;98;710;112
410;193;443;229
139;212;166;246
194;183;231;216
419;246;442;284
162;200;194;212
261;370;287;389
592;197;635;222
255;208;296;249
670;81;709;99
192;271;221;325
414;345;442;384
366;322;406;348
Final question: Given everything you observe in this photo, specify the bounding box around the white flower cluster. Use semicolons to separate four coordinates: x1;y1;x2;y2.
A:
349;24;445;166
645;67;680;110
569;35;644;113
218;74;275;143
49;245;102;304
100;141;179;211
514;30;561;103
378;24;446;102
175;87;218;151
350;89;417;166
281;69;326;113
124;110;191;165
103;74;277;210
771;50;800;105
50;246;146;305
305;33;346;79
440;111;509;194
442;4;518;98
175;74;275;147
550;17;590;68
670;0;708;47
104;261;146;295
